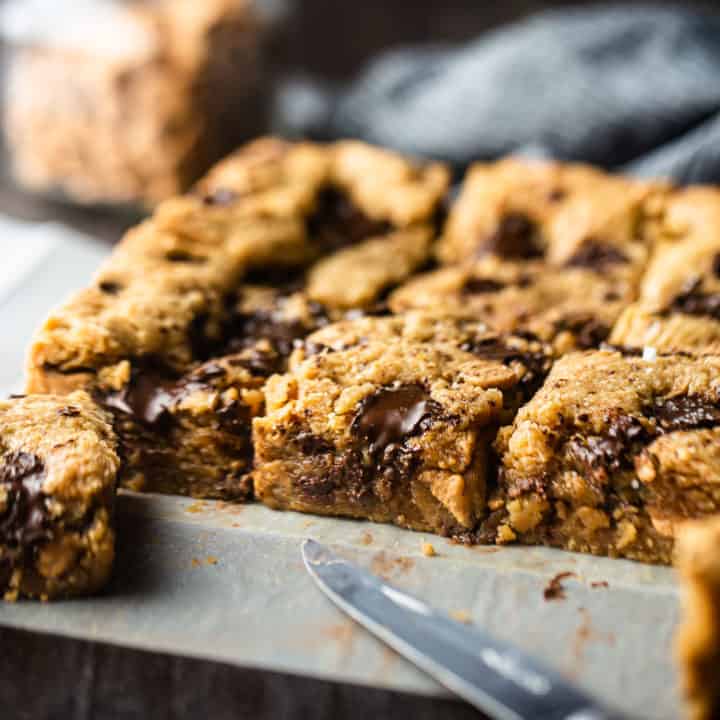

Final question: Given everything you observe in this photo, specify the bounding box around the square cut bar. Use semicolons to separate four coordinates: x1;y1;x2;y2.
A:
26;138;449;499
393;158;662;352
0;392;119;600
5;0;264;206
253;314;553;537
675;517;720;720
488;350;720;564
611;187;720;354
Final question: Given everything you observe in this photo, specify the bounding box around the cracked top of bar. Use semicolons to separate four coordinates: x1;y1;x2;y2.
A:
26;138;450;392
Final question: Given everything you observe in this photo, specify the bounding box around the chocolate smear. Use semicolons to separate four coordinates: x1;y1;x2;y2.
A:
482;212;543;259
353;384;437;455
649;395;720;433
0;452;50;549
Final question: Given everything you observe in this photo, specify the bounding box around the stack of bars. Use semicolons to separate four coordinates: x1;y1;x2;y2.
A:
3;136;720;715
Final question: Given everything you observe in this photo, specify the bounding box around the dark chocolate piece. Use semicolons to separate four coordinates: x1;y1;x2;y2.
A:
462;277;506;294
566;411;655;476
666;278;720;321
0;452;50;550
307;187;393;253
228;348;283;377
482;212;543;259
565;240;628;270
225;302;330;359
352;384;436;455
555;316;610;348
98;281;122;295
649;395;720;433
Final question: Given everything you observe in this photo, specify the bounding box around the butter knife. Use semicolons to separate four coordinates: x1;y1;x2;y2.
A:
302;539;623;720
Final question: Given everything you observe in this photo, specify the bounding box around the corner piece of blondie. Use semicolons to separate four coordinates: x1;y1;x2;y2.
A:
488;349;720;563
0;392;119;600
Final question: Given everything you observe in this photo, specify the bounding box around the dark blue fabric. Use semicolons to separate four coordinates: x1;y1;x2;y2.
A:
273;5;720;183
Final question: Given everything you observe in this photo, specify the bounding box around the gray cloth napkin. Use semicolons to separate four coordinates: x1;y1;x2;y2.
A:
274;4;720;183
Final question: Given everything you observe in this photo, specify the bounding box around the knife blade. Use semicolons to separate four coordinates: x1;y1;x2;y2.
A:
302;539;623;720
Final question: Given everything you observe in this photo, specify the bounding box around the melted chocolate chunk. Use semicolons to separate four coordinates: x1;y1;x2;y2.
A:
462;277;506;294
225;301;330;360
666;278;720;320
352;384;438;455
188;313;222;361
202;188;239;206
216;400;252;436
165;250;207;264
229;348;283;377
548;188;567;203
482;212;543;259
648;395;720;433
307;187;393;253
104;365;178;425
565;240;628;270
98;281;122;295
567;411;655;477
0;452;50;553
555;316;610;349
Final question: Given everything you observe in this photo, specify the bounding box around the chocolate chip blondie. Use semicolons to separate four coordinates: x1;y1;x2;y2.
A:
435;157;661;266
611;187;720;354
393;158;660;351
27;138;450;499
253;314;552;536
675;517;720;720
0;392;119;600
488;349;720;564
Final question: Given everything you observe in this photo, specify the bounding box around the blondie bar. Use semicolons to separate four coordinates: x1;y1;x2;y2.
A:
0;392;119;600
675;517;720;720
488;350;720;563
392;158;660;351
611;187;720;354
253;314;552;536
27;138;449;499
4;0;263;206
